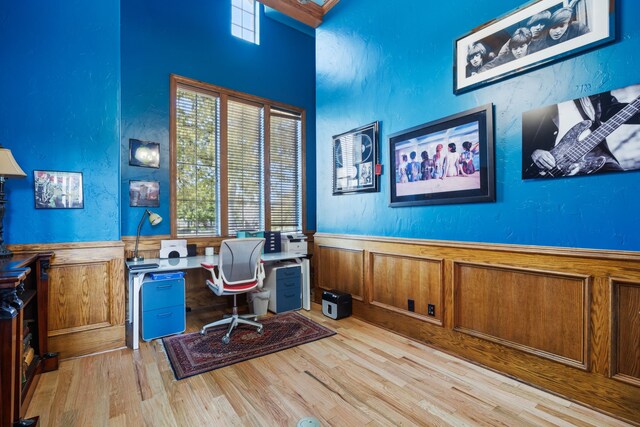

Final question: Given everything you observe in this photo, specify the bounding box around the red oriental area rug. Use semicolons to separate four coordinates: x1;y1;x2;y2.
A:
162;311;335;380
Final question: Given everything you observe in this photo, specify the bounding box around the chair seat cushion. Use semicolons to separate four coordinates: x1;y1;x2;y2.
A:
224;280;258;292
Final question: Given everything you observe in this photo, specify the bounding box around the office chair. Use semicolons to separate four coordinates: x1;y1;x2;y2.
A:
200;238;266;344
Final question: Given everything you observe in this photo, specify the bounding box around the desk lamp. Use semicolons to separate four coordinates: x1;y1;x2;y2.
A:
128;209;162;262
0;146;27;258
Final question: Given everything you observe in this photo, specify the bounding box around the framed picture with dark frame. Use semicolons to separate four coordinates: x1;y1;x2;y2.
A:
33;170;84;209
332;121;380;195
129;180;160;207
389;104;495;207
454;0;615;94
129;138;160;168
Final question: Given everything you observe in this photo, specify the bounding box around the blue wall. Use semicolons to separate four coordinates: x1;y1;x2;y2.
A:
316;0;640;251
121;0;317;237
0;1;121;244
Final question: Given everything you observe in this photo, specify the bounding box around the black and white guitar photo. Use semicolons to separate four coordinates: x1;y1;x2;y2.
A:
522;84;640;179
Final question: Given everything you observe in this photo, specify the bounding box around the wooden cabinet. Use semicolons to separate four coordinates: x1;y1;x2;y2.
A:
0;253;57;427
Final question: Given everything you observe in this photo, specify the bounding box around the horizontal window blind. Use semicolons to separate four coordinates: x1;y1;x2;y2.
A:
227;98;264;233
175;86;219;236
269;109;301;232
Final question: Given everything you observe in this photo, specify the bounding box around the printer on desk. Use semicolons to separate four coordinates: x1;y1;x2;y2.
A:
159;239;188;258
281;233;307;254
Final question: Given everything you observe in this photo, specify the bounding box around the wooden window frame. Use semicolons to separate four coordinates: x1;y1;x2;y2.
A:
169;74;306;238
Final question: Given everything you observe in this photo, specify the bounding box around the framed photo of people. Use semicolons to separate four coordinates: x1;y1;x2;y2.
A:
523;83;640;179
332;121;380;195
389;104;495;207
454;0;615;94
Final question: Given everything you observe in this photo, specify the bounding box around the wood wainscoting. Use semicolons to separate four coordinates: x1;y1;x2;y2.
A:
9;241;126;360
313;233;640;424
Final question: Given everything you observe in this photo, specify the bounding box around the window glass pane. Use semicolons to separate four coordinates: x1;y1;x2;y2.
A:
231;24;242;38
175;86;219;236
242;10;254;31
231;0;258;44
270;110;302;232
242;30;255;43
231;6;241;26
227;99;263;233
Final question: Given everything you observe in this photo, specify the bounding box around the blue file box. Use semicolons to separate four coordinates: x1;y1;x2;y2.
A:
141;275;186;341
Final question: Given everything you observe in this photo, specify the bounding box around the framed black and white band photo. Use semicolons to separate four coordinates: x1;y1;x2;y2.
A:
389;104;495;207
332;121;380;195
454;0;615;94
523;83;640;180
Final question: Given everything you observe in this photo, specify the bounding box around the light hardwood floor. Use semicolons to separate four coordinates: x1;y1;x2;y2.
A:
26;305;633;426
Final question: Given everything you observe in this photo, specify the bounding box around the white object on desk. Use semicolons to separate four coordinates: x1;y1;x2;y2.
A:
159;239;188;258
126;252;310;350
205;247;214;256
281;233;307;254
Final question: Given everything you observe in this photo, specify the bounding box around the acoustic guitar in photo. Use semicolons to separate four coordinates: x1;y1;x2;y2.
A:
535;95;640;177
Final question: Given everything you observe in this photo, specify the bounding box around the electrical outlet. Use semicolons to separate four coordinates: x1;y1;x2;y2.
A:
427;304;435;316
408;299;415;312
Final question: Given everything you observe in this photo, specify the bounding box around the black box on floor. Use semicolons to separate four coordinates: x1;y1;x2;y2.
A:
322;290;352;320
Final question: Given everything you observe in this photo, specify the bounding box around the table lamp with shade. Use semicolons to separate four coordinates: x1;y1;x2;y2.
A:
127;209;162;262
0;146;27;258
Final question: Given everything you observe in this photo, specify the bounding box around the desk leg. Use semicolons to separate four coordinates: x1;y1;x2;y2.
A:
131;273;145;350
301;258;311;311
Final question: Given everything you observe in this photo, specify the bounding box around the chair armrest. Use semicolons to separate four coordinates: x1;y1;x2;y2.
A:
202;262;223;294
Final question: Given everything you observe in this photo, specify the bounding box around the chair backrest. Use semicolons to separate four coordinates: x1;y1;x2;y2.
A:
218;238;265;285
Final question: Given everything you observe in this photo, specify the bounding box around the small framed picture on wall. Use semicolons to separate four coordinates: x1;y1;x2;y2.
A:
332;121;380;195
33;170;84;209
129;139;160;168
129;180;160;207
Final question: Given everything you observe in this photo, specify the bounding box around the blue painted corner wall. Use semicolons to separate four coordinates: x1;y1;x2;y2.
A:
0;1;121;244
1;0;315;245
316;0;640;251
120;0;316;237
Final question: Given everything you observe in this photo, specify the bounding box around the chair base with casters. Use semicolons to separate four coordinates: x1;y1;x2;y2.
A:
200;238;266;344
199;293;263;344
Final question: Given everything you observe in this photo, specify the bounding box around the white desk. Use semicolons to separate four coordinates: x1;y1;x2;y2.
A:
126;252;310;349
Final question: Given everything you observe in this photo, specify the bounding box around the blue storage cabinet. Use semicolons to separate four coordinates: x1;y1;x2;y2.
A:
264;264;302;313
141;273;186;341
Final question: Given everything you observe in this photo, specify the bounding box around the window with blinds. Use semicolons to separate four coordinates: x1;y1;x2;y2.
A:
227;98;264;232
171;75;304;237
175;86;219;236
269;108;302;232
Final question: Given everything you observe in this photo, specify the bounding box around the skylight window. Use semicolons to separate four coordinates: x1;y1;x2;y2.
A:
231;0;260;45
